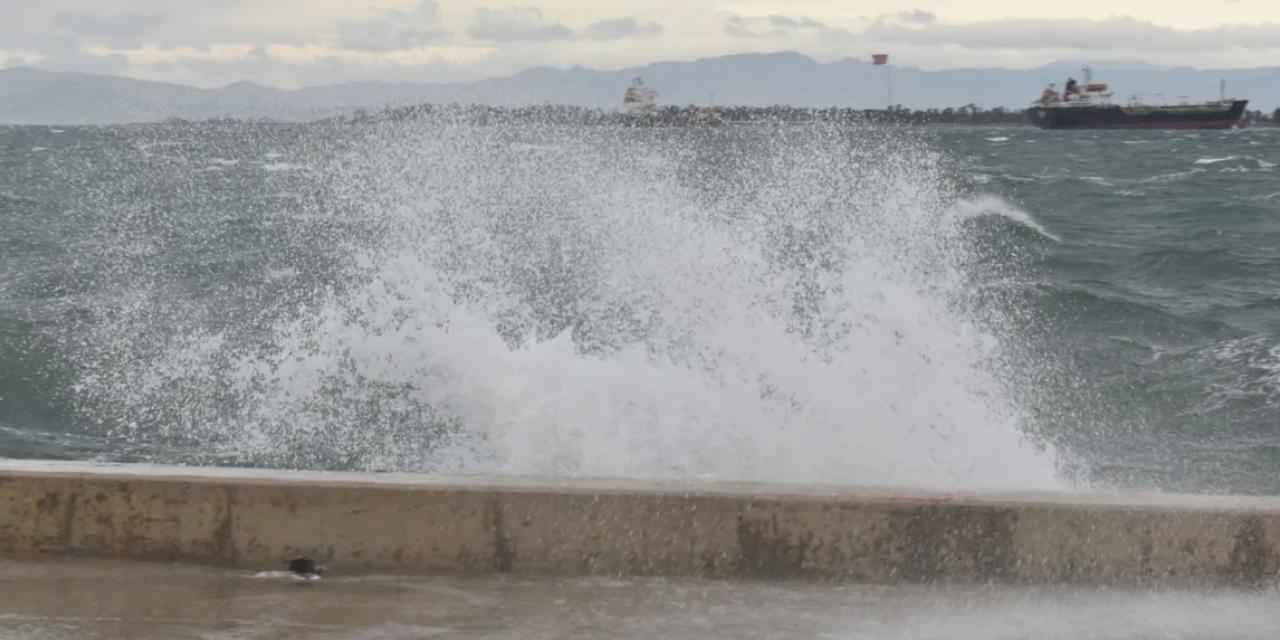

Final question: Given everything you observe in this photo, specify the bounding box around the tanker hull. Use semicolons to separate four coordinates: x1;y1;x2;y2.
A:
1027;100;1248;130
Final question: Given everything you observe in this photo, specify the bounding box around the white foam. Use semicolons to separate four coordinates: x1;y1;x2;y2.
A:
249;570;321;582
1196;336;1280;416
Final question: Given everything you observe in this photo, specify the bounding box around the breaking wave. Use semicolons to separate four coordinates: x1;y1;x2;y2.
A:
65;120;1061;490
947;195;1061;243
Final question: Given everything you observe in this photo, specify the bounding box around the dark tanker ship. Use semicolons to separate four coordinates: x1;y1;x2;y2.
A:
1027;67;1248;130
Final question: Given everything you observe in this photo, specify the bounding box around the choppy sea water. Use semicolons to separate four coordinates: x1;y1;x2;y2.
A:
1;120;1278;494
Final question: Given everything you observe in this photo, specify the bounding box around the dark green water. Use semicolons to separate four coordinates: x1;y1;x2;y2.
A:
2;119;1278;494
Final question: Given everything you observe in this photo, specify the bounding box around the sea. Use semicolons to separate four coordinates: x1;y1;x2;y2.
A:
2;118;1278;495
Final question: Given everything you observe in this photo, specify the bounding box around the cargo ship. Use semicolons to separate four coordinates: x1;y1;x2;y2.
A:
620;76;723;126
1026;67;1248;130
622;77;659;115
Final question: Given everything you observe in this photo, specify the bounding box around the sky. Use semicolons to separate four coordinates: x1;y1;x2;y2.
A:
3;1;1279;88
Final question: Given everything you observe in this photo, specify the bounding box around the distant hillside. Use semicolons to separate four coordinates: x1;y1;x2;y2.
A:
2;52;1278;125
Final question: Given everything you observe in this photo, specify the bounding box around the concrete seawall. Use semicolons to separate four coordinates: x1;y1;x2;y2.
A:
2;460;1280;586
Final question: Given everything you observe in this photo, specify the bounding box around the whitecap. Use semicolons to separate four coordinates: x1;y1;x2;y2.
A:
510;143;562;153
1139;168;1206;184
261;162;306;172
1195;155;1274;171
947;194;1062;242
266;267;299;281
999;174;1038;183
1193;336;1280;416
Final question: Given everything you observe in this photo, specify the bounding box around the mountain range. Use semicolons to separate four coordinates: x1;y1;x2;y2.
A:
2;52;1278;125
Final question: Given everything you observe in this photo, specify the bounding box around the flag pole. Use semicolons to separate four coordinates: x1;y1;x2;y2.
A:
872;53;891;111
888;64;893;109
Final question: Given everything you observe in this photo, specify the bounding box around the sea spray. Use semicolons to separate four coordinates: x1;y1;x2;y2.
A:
65;118;1062;489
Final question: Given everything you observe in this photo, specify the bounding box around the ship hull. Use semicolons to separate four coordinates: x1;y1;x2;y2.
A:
1026;100;1248;130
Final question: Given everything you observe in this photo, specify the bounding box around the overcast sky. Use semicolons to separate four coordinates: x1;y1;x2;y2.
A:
3;1;1279;88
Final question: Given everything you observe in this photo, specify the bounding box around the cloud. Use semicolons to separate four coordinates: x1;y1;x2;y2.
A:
583;17;663;41
54;12;166;45
865;16;1280;51
896;10;936;26
336;1;449;52
467;7;573;43
266;43;495;67
36;41;131;76
768;16;826;30
467;9;660;43
725;15;829;39
5;2;1280;92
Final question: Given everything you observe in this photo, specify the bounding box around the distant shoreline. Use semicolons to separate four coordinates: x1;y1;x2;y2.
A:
6;54;1279;126
3;103;1276;128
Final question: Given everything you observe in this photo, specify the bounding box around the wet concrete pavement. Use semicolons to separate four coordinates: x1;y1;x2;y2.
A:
2;558;1280;639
